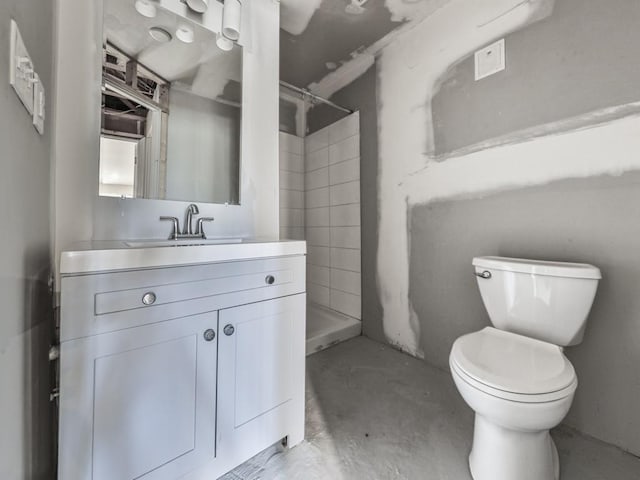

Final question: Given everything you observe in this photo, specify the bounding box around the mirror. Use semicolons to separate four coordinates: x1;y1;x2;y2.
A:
100;0;242;204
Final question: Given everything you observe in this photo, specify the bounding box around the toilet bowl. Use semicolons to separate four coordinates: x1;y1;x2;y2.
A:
451;256;601;480
450;327;577;480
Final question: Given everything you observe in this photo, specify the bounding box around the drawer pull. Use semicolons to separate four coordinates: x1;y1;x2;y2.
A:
203;329;216;342
265;275;275;285
224;324;235;336
141;292;157;306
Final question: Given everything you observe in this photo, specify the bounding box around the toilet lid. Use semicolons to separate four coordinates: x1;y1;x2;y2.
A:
451;327;576;395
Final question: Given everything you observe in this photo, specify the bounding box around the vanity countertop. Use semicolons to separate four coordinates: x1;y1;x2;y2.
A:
60;238;306;275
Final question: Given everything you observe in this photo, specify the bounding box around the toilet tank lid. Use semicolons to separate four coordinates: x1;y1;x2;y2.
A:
472;256;601;279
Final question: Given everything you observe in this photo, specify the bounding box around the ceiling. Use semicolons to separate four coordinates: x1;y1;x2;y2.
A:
280;0;404;88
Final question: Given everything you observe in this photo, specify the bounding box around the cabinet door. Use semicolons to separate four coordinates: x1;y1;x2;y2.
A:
59;313;218;480
217;294;305;464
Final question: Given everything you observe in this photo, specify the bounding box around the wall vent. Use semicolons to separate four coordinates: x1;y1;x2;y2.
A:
474;38;505;81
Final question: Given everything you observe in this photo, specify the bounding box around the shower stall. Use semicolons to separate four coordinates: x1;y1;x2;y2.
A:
279;85;362;355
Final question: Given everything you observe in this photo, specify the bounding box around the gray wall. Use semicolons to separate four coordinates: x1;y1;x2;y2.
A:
0;2;54;478
409;173;640;455
431;0;640;156
308;65;385;342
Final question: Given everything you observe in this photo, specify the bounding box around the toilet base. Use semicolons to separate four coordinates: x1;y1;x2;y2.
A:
468;415;559;480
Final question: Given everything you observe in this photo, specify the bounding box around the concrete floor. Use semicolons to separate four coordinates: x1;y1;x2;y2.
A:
223;337;640;480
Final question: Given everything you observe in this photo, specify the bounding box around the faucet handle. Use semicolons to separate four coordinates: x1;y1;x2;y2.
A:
160;216;180;240
196;217;214;238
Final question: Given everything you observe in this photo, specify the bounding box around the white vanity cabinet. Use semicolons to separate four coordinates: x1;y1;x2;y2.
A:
58;243;306;480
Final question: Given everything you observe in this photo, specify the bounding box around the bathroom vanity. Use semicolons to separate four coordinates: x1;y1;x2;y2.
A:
57;240;306;480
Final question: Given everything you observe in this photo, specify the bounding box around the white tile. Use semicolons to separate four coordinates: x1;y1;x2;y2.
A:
331;269;361;296
331;248;360;272
306;207;329;227
329;135;359;165
331;227;360;249
280;189;304;209
306;167;329;190
280;208;304;227
280;170;304;191
306;227;330;247
330;289;361;319
280;151;304;173
330;181;360;206
305;187;329;209
306;147;329;172
329;157;359;185
330;204;360;227
308;282;330;307
305;127;329;154
280;132;304;155
329;112;359;144
307;246;330;267
307;265;330;287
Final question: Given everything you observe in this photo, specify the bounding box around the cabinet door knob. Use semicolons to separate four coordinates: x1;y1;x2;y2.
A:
142;292;157;305
203;329;216;342
224;324;235;336
265;275;275;285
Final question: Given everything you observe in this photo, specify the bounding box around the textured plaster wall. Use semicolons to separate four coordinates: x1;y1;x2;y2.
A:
431;0;640;155
313;0;640;455
376;0;556;356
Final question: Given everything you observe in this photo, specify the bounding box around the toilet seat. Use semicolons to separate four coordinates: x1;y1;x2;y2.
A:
450;327;577;403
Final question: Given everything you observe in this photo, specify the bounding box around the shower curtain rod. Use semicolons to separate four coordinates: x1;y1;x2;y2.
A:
279;80;354;115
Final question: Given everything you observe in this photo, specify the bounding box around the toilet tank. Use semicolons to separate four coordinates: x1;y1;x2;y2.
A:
473;256;601;346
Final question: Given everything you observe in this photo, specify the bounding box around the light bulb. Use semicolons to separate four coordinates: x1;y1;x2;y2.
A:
135;0;157;18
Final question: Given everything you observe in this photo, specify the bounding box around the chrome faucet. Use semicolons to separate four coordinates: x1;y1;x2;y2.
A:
183;204;199;235
160;204;214;240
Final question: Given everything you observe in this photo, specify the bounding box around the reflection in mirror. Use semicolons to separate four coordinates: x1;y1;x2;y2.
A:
100;0;242;204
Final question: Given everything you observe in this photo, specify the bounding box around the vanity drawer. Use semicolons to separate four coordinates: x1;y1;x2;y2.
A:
94;269;293;315
61;255;305;341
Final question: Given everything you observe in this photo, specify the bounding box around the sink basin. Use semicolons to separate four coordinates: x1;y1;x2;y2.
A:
125;238;244;248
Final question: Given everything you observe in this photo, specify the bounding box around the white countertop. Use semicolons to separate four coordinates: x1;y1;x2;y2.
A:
60;238;307;275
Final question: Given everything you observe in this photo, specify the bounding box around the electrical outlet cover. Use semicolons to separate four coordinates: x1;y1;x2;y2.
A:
9;19;35;115
474;38;505;81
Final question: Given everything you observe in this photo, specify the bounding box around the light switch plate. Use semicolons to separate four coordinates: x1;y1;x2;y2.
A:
32;73;45;135
474;38;505;81
9;19;35;115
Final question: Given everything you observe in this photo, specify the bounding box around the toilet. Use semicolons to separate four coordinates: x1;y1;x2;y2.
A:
450;256;601;480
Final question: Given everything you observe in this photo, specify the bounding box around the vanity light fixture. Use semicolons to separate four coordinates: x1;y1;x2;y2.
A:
186;0;209;13
176;24;195;43
222;0;242;41
216;32;233;51
135;0;157;18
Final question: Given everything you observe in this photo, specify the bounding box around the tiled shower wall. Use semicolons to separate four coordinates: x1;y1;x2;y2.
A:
304;112;361;319
279;132;305;240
